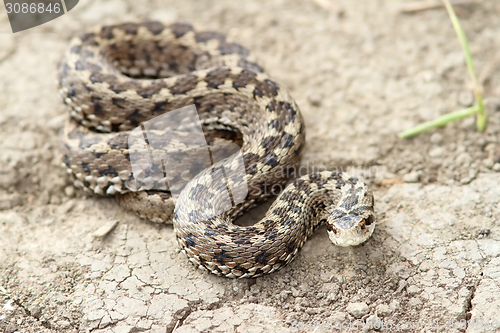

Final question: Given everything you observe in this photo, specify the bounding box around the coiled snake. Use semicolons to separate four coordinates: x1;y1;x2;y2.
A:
59;21;376;278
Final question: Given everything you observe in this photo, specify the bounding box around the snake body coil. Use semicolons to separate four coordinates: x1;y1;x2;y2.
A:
59;22;375;278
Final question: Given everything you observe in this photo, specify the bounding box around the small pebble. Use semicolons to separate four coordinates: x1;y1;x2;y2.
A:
307;93;322;107
346;302;369;318
366;314;383;330
408;297;422;308
329;311;347;323
326;292;338;303
92;220;118;239
460;116;476;129
485;97;500;112
457;90;474;106
406;285;420;296
375;303;392;317
483;158;494;169
456;152;472;166
5;323;17;333
428;147;444;157
57;320;71;329
403;171;420;183
429;133;442;144
29;306;42;319
493;163;500;172
50;195;61;205
396;280;408;293
64;186;75;197
460;177;473;185
468;168;478;178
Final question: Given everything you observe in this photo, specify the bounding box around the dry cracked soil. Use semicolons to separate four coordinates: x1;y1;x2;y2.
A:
1;0;500;332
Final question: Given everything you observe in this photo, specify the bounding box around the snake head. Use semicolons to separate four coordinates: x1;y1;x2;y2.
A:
326;213;375;247
324;180;375;247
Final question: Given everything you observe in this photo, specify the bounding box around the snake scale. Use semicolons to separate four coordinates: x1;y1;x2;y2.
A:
59;21;376;278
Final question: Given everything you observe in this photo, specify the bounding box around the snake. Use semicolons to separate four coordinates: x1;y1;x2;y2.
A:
58;21;376;278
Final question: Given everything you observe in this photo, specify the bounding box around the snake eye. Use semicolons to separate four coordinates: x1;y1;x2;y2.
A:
326;224;338;234
359;220;366;230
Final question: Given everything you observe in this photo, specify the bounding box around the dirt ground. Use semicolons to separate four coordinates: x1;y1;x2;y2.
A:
1;0;500;332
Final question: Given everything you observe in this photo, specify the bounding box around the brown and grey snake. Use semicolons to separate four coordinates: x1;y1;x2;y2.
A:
58;21;375;278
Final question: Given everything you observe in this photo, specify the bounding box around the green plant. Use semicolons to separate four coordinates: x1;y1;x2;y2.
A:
398;0;486;139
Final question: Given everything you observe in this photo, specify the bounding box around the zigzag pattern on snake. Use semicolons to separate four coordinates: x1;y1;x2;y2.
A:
58;21;376;278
